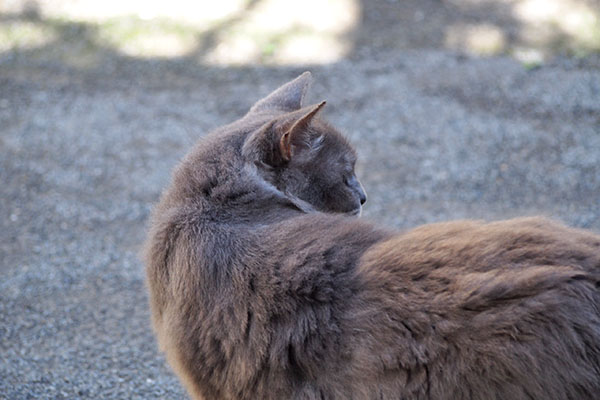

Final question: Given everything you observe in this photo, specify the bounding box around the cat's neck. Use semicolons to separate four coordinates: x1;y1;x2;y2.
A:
169;130;317;225
177;162;308;226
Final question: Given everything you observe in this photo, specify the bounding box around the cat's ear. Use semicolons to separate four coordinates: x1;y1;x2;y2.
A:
242;101;326;166
279;101;326;162
248;72;312;114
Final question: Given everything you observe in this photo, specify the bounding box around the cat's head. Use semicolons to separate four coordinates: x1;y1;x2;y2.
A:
241;72;366;216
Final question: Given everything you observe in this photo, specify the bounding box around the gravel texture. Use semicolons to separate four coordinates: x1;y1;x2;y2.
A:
1;4;600;399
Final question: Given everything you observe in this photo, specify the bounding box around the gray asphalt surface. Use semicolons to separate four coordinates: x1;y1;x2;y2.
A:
2;7;600;400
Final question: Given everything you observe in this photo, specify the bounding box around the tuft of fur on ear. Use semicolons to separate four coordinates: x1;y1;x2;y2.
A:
242;101;326;167
248;72;312;114
279;101;325;162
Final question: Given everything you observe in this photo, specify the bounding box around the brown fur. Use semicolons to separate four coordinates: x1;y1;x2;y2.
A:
144;72;600;399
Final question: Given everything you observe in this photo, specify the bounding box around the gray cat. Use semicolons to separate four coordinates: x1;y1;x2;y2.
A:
144;72;600;400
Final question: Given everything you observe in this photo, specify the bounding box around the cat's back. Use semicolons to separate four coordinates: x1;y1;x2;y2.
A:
352;217;600;400
357;216;600;333
360;216;600;277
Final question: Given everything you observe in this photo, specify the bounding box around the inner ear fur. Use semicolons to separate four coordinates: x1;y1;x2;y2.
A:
279;101;326;162
242;101;326;167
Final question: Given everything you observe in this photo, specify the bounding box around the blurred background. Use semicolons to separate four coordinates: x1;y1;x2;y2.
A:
1;0;599;64
1;0;599;399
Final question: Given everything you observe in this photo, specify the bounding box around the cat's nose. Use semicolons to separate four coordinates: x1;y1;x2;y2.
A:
359;190;367;205
354;180;367;205
349;175;367;205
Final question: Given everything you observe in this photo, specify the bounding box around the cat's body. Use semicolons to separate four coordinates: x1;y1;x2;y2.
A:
145;73;600;400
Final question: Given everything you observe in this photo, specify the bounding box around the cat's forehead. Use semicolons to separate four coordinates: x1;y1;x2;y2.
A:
316;122;356;161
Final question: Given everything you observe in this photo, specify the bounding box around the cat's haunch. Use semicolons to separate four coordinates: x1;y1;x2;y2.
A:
144;72;600;400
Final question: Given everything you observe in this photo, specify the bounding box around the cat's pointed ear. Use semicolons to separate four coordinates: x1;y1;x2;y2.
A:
242;101;326;167
249;72;312;114
279;101;326;162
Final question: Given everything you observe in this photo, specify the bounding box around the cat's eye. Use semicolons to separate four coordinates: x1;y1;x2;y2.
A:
343;174;355;187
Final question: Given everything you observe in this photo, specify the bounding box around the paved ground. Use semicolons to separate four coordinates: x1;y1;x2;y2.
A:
1;1;600;399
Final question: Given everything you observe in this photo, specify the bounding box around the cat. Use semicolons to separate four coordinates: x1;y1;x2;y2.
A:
144;72;600;400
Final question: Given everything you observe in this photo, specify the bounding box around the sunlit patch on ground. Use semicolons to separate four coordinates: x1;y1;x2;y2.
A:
515;0;600;55
96;18;199;58
200;0;359;65
0;0;359;64
0;19;57;52
443;0;600;61
445;23;506;55
0;0;598;65
7;0;252;24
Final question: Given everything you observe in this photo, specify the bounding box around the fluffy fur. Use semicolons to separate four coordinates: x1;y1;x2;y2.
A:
144;72;600;400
